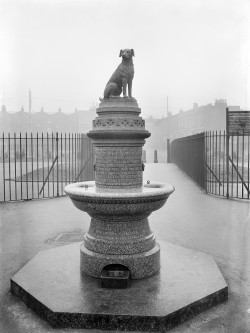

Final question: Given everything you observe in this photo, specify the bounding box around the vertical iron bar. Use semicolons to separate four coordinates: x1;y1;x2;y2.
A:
236;134;239;198
69;133;71;183
8;133;11;201
14;133;17;200
71;133;73;182
248;133;250;199
31;133;34;199
231;135;233;197
215;131;218;195
65;133;67;185
210;131;212;193
218;131;221;196
42;132;45;198
37;132;39;198
242;132;245;198
25;132;28;199
84;135;86;181
79;134;81;179
88;135;91;180
80;134;84;182
226;108;229;198
47;133;50;197
75;133;77;181
212;131;216;194
205;132;208;192
3;133;6;201
76;134;79;181
20;132;23;200
83;135;86;181
61;133;63;195
71;133;74;183
52;132;55;197
222;131;225;196
208;132;210;193
56;132;59;196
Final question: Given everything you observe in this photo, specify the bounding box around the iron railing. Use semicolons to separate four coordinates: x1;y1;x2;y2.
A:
205;131;250;199
0;133;94;202
171;131;250;200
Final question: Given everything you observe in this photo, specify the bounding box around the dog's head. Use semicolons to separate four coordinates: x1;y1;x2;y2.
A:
119;49;135;59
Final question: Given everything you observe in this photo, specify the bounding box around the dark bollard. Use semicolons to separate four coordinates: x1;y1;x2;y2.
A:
154;150;158;163
142;150;146;163
167;139;171;163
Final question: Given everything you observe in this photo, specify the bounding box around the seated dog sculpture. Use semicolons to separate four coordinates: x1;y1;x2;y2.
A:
101;49;135;100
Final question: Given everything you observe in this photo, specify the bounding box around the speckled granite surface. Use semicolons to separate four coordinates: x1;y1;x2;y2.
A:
88;97;150;188
11;241;228;331
64;98;175;279
80;241;161;278
65;181;174;278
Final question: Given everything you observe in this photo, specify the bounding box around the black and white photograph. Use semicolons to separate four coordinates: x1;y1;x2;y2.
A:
0;0;250;332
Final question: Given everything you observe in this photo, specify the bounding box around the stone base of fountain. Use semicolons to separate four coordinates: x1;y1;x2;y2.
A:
11;241;228;331
11;96;228;330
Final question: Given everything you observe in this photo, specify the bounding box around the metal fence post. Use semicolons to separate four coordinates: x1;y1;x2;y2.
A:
56;132;59;196
226;107;229;198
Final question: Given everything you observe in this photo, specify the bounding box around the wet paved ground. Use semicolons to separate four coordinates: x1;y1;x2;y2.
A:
0;163;250;333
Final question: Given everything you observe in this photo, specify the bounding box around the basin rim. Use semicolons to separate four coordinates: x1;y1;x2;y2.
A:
64;181;175;199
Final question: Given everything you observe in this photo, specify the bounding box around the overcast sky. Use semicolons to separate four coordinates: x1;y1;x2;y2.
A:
0;0;249;117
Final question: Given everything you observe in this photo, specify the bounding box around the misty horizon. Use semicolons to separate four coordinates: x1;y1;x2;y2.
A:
1;0;249;118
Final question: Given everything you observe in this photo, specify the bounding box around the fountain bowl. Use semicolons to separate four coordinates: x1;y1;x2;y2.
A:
64;181;175;218
64;181;175;279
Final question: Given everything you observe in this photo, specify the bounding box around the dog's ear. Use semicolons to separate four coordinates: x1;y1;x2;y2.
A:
119;50;123;57
131;49;135;57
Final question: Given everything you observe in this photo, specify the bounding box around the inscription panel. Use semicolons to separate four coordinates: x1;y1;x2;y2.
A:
227;110;250;135
95;146;143;188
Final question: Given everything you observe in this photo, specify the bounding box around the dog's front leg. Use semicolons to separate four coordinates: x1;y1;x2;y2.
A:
122;78;128;98
128;78;132;98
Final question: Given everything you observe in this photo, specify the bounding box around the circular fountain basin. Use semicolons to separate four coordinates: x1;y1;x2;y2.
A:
64;181;175;217
65;181;175;279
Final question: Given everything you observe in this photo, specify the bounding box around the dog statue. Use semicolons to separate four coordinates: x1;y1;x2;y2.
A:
100;49;135;100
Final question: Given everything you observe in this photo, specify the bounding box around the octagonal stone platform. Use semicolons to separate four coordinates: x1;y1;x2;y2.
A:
11;241;228;331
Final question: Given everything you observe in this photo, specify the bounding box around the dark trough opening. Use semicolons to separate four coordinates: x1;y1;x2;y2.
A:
100;264;131;289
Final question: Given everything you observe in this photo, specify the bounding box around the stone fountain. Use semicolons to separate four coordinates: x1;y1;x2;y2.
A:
11;50;228;331
64;97;174;280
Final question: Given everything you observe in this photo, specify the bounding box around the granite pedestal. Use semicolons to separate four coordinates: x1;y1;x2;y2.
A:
65;98;175;279
11;241;228;331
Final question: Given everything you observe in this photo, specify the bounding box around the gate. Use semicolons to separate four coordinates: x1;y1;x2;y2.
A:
171;131;250;200
205;131;250;199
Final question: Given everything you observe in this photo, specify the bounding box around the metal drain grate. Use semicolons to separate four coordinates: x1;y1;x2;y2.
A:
45;232;85;244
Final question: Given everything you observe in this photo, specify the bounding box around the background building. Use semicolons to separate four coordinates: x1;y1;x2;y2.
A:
0;105;97;134
145;99;241;150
